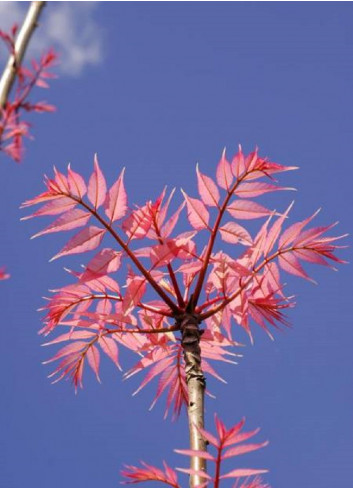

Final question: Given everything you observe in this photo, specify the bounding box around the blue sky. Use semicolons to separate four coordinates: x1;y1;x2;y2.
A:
0;2;352;487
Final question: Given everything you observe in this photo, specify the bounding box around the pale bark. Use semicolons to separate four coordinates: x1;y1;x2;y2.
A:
179;313;207;488
0;1;46;109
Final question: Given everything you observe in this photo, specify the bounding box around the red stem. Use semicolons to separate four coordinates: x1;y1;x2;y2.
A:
72;195;181;315
191;170;251;307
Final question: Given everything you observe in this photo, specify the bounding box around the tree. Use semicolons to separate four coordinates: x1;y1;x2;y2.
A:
0;3;348;487
21;148;345;487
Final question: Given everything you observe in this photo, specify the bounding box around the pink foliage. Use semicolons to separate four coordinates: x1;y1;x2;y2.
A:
0;266;10;280
122;415;269;488
0;25;57;162
21;147;345;415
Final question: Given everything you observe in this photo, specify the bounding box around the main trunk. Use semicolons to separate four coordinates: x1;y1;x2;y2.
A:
179;313;207;488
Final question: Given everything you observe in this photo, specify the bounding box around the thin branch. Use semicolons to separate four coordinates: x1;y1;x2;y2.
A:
0;1;46;108
70;195;180;315
191;170;251;307
151;211;185;308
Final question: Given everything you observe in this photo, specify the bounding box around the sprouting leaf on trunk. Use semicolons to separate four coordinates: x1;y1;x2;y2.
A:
121;414;269;488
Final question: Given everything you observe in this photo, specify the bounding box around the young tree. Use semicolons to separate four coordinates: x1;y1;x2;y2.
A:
21;148;346;487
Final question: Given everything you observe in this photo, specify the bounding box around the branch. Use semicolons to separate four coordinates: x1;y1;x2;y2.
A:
191;169;251;307
0;1;46;108
73;195;181;315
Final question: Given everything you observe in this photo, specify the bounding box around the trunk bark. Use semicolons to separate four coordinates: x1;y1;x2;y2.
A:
0;1;46;109
179;312;207;488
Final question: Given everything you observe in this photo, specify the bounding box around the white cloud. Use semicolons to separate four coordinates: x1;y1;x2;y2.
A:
0;2;104;76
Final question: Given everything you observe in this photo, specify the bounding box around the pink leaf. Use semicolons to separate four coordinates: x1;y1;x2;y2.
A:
174;449;216;462
67;165;87;199
42;341;87;364
196;164;220;207
104;168;127;222
98;336;121;369
122;204;153;240
86;344;101;381
235;182;295;198
223;441;269;459
161;202;185;238
0;267;10;280
278;209;321;249
278;251;314;282
87;154;107;209
80;248;122;281
216;148;233;190
50;226;105;261
31;208;91;239
231;144;246;178
219;222;252;245
21;196;77;220
176;467;212;480
122;275;146;312
42;331;96;346
181;190;209;230
263;202;294;255
220;469;268;479
227;200;274;220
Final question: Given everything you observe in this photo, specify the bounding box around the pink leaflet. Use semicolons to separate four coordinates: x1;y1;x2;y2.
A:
67;165;87;199
80;248;122;282
122;203;153;240
86;344;101;381
227;200;275;220
0;266;10;280
278;251;313;282
161;202;185;238
42;341;87;364
174;449;215;462
42;330;96;346
294;248;330;267
121;461;180;488
233;476;269;488
31;208;91;239
235;181;295;198
263;202;294;256
220;469;268;480
278;209;321;249
293;222;337;247
98;336;121;370
122;275;146;313
181;190;209;230
104;168;127;222
219;222;252;245
87;154;107;209
176;467;212;481
21;196;77;220
216;149;233;190
53;167;70;194
50;226;106;261
231;145;246;179
150;242;178;268
222;441;269;459
196;164;220;207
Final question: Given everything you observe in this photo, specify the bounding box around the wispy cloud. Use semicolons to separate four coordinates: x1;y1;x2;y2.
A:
0;2;104;76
